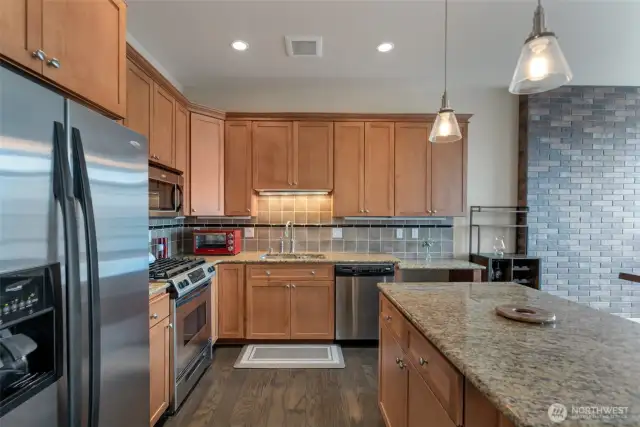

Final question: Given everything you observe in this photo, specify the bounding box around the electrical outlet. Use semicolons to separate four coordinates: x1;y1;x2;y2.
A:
332;228;343;239
396;228;403;239
244;227;255;238
412;228;419;239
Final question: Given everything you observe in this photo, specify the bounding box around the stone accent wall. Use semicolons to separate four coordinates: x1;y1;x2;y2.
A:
521;86;640;318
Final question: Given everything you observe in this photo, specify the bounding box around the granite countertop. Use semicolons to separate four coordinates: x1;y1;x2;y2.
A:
378;282;640;427
201;251;400;264
149;282;170;297
397;259;486;270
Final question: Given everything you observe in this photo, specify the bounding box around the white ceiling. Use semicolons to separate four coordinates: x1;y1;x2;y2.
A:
127;1;640;90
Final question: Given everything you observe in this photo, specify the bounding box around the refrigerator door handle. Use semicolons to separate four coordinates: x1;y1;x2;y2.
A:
53;121;83;427
71;127;101;427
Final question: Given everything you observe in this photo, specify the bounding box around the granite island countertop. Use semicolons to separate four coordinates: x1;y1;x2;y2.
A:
397;259;485;270
378;282;640;427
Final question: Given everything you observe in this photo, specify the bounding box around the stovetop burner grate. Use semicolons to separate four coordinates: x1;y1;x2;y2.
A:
149;257;207;280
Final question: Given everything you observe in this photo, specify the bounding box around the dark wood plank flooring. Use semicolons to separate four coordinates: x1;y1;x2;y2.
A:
161;346;384;427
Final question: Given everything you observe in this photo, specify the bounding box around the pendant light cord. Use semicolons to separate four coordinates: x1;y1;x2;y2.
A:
444;0;448;97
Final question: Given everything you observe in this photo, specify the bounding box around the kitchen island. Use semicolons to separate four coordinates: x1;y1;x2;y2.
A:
378;282;640;427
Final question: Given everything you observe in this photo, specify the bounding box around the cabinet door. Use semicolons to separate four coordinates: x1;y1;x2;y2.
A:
175;104;190;213
252;121;293;190
293;121;334;190
431;123;467;217
149;317;170;426
150;83;175;167
190;113;224;216
395;123;431;216
225;121;255;216
407;363;456;427
246;282;290;339
0;0;43;73
124;59;152;142
379;323;408;427
364;122;395;216
333;122;365;217
217;264;245;339
42;0;126;117
290;281;334;340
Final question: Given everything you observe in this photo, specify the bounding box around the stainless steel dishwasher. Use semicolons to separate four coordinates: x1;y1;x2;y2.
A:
335;264;395;340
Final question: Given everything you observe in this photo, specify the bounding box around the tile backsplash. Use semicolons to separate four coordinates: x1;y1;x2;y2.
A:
149;195;454;260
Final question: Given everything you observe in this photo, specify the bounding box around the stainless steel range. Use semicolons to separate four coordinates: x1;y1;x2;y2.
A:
149;257;214;413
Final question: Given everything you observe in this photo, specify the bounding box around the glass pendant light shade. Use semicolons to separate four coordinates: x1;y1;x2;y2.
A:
430;107;462;143
509;1;573;95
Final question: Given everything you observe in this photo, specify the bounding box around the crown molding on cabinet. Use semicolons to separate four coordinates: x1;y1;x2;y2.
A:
225;112;473;123
188;102;226;120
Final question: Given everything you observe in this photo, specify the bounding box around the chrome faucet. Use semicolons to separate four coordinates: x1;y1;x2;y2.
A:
284;221;295;253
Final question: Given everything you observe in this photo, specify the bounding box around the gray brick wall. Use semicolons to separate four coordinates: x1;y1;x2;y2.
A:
524;86;640;318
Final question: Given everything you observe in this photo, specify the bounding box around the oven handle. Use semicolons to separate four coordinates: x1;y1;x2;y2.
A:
176;281;211;307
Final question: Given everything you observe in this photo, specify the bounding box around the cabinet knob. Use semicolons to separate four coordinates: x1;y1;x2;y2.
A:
246;208;251;212
395;357;401;364
192;209;196;213
293;181;298;185
310;270;316;276
427;210;432;214
167;323;173;329
365;209;370;213
398;360;405;369
291;284;296;289
47;58;61;69
419;357;427;366
384;315;392;321
32;49;46;61
151;313;158;319
265;270;271;276
432;210;438;214
161;174;167;179
359;209;364;213
285;284;290;288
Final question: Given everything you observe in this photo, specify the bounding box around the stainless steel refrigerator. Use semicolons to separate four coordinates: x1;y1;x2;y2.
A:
0;64;149;427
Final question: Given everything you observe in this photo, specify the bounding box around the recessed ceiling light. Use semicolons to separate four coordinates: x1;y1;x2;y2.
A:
231;40;249;51
377;42;394;53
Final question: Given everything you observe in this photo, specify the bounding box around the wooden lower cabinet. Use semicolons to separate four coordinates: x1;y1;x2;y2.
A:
408;363;456;427
246;281;290;339
379;323;408;427
149;294;170;426
290;281;334;339
465;379;515;427
217;264;245;339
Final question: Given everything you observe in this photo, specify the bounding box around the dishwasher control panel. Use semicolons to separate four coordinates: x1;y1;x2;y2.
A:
334;264;395;276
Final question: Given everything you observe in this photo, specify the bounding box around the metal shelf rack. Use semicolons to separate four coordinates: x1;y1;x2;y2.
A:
468;206;530;256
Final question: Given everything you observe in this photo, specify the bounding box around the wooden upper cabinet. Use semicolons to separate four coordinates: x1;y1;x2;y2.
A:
293;121;334;191
364;122;395;216
290;281;334;340
175;104;190;213
42;0;126;117
124;59;152;142
333;122;365;217
225;121;255;216
190;113;224;216
217;264;245;339
431;123;467;217
379;323;408;427
252;121;293;190
246;282;290;340
0;0;43;73
150;83;175;167
395;123;431;216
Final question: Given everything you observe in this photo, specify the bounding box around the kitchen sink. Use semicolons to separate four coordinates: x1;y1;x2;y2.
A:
260;253;327;260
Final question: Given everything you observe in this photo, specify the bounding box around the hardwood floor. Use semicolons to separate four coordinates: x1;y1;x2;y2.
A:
161;346;384;427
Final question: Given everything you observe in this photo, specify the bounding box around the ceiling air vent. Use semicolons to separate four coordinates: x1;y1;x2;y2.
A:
285;36;323;57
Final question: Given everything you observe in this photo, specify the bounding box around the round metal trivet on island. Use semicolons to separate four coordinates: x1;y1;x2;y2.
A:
495;305;556;324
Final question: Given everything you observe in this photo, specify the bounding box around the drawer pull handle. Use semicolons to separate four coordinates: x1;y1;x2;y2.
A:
151;313;158;319
419;357;427;366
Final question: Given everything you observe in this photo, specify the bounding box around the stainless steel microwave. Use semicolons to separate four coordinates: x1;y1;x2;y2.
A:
149;164;184;217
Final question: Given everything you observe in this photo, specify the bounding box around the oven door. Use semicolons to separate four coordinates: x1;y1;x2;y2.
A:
174;283;211;377
149;165;184;218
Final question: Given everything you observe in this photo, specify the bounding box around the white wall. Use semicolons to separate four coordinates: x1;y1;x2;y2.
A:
185;78;519;258
127;32;184;93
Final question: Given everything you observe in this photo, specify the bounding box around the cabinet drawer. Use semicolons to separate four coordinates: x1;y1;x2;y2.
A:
149;293;170;328
246;264;334;281
380;296;408;350
407;322;463;425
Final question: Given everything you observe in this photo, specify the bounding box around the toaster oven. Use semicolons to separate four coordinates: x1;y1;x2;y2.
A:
193;229;242;255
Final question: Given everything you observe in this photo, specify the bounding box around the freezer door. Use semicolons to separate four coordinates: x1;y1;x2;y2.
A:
68;102;149;427
0;67;70;427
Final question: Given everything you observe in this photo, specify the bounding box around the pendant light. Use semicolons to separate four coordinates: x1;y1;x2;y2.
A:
509;0;573;94
429;0;462;144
